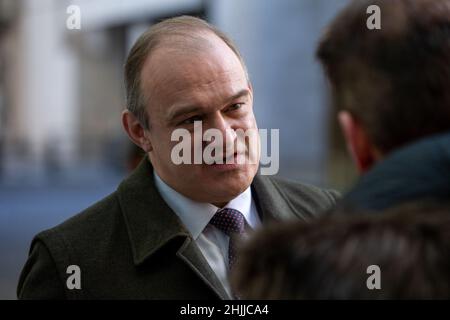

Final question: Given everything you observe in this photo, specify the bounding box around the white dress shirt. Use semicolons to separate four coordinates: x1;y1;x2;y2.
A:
153;172;262;297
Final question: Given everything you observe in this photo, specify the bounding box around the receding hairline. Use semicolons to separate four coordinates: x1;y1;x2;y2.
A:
126;16;249;86
142;30;248;82
124;16;249;129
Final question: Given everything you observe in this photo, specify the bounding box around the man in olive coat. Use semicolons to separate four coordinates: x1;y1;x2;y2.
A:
18;16;338;299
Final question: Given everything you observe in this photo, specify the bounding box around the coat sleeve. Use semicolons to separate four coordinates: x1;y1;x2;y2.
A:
17;240;66;299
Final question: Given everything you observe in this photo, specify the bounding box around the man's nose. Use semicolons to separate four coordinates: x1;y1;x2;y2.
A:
204;114;237;151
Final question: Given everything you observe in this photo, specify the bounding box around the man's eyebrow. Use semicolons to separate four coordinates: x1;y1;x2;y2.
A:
227;89;251;103
167;89;251;122
167;105;204;123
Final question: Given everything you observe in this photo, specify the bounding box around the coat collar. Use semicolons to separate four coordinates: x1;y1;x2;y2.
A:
251;172;299;222
116;156;295;299
117;157;232;299
117;157;189;266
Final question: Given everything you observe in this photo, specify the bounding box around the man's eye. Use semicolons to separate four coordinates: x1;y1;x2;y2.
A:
180;115;202;125
228;103;243;112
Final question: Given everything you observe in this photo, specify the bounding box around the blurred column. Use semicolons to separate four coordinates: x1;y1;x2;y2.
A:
4;0;79;182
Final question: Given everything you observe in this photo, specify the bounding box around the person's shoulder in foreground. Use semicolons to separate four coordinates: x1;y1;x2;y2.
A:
231;200;450;299
343;132;450;211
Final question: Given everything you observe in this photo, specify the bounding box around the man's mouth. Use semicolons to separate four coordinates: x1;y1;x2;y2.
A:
204;152;247;169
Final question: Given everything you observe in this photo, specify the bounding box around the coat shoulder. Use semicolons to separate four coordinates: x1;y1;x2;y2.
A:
36;191;122;247
18;191;123;299
261;175;340;217
29;191;126;286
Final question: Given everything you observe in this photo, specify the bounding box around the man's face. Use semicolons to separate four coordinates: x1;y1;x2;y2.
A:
140;33;259;206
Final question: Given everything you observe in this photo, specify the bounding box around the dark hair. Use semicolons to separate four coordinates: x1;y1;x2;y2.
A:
231;202;450;299
317;0;450;154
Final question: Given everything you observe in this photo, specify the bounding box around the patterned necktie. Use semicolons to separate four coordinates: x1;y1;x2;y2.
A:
209;208;246;270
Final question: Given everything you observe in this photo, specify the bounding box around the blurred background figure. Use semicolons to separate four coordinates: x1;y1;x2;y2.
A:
0;0;353;299
231;201;450;299
316;0;450;211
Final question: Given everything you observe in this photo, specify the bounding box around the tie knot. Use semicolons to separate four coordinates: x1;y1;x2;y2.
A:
209;208;245;236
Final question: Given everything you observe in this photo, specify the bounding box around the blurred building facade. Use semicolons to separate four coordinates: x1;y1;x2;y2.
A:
0;0;206;184
0;0;355;188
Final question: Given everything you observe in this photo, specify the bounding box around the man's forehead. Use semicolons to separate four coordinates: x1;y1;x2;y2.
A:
140;36;247;106
143;36;243;81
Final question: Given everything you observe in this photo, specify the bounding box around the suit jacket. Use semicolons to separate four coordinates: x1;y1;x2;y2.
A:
17;158;339;299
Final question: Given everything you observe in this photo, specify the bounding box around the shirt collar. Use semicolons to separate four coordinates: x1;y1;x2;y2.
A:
153;171;255;240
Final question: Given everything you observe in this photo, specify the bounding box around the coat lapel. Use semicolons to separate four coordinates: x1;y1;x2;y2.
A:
251;174;299;222
117;157;230;299
177;238;232;299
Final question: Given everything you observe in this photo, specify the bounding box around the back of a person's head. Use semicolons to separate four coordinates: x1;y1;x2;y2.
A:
317;0;450;154
231;202;450;299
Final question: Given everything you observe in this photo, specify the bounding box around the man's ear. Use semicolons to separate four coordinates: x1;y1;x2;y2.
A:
338;111;377;173
121;110;153;152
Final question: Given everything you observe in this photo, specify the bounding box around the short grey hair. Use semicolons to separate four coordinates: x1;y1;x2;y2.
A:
124;15;250;129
